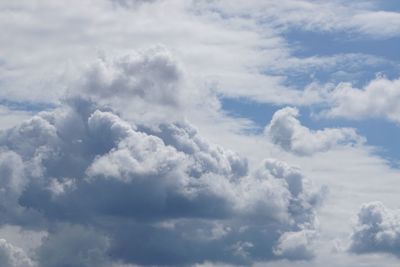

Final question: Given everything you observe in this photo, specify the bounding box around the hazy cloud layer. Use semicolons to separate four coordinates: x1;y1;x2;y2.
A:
202;0;400;38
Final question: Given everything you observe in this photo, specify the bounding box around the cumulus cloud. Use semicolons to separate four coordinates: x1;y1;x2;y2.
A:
323;77;400;124
76;46;182;107
0;239;34;267
265;107;361;156
68;46;188;124
273;229;316;260
0;95;323;266
349;201;400;257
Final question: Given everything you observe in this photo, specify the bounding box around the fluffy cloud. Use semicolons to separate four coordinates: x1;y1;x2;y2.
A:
349;202;400;257
273;229;316;260
323;77;400;124
0;239;34;267
0;95;323;266
76;46;183;107
265;107;361;156
68;46;189;125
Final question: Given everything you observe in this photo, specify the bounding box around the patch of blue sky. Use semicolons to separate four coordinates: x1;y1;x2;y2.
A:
254;28;400;113
284;30;400;60
271;30;400;89
0;99;55;113
221;97;400;166
372;0;400;12
221;97;278;134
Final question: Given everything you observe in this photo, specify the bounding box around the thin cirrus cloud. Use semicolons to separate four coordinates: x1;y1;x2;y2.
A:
203;0;400;38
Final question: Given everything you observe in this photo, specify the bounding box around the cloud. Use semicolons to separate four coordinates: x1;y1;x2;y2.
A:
0;94;323;265
204;0;400;38
273;229;316;260
0;239;34;267
0;106;32;130
265;107;361;156
36;225;110;267
75;46;183;107
67;46;188;125
110;0;156;8
3;0;395;109
322;77;400;124
349;201;400;257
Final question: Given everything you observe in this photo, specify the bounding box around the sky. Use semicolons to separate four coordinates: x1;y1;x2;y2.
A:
0;0;400;266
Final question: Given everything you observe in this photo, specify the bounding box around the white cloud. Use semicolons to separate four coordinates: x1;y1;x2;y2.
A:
349;201;400;257
1;0;394;109
322;77;400;124
273;229;317;260
265;107;362;156
74;46;183;107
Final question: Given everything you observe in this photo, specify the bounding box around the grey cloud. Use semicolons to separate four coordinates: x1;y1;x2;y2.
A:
36;225;110;267
0;239;34;267
349;201;400;257
265;107;362;156
0;96;323;266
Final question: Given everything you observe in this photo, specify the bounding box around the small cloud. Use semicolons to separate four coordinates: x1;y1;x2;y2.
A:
265;107;362;156
349;201;400;257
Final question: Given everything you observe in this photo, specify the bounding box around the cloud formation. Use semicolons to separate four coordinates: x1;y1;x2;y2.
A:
349;201;400;257
265;107;361;156
0;94;323;265
0;44;328;264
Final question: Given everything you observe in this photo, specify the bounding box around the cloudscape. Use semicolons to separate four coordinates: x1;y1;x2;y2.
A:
0;1;400;266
